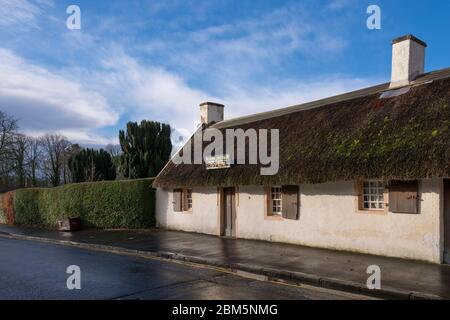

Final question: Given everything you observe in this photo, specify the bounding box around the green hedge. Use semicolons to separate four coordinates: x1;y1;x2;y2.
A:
12;178;155;229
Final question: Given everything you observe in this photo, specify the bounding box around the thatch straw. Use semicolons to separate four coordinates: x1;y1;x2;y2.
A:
154;73;450;188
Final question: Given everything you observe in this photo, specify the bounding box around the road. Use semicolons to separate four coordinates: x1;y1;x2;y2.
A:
0;237;372;300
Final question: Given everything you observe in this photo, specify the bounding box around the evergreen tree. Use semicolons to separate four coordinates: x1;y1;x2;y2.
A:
119;120;172;179
68;148;116;183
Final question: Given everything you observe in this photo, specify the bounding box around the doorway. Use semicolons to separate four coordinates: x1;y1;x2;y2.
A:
444;180;450;264
221;187;236;237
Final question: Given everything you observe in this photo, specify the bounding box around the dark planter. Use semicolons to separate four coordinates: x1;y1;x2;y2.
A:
58;218;82;232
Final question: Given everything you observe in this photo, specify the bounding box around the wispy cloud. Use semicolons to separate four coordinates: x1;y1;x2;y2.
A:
326;0;356;11
139;3;348;89
0;0;51;28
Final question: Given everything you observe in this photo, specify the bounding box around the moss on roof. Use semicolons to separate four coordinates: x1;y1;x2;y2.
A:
154;75;450;187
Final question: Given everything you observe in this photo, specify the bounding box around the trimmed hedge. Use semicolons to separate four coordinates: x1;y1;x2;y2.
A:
10;178;155;229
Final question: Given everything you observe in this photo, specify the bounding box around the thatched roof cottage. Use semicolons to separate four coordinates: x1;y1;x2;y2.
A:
154;35;450;264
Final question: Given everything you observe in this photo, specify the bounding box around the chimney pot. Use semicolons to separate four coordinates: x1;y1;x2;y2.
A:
200;102;224;125
390;34;427;88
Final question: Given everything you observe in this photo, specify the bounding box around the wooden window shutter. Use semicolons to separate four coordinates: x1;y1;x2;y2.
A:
173;189;182;212
356;181;364;210
388;181;419;214
182;189;187;211
282;185;300;220
265;186;271;215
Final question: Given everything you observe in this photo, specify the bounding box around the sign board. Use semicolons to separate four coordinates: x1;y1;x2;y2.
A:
205;154;231;170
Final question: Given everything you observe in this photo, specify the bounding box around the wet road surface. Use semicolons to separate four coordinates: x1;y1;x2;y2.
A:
0;237;372;300
0;225;446;299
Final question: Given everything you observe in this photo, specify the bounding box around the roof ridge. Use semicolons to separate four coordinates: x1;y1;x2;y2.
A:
213;66;450;129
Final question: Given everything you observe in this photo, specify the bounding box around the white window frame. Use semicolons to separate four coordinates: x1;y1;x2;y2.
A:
362;180;385;210
186;189;193;210
270;186;282;216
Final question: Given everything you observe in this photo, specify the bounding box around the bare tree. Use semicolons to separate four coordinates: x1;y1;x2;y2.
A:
24;136;43;187
105;143;121;178
63;143;81;184
0;110;18;176
41;134;71;187
105;144;122;157
11;133;27;188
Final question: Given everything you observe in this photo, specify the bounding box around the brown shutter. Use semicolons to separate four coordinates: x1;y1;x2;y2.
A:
356;181;364;210
173;189;182;212
264;186;271;216
282;185;299;220
388;181;419;214
182;189;187;211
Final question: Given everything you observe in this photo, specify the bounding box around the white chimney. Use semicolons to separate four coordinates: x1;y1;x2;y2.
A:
390;34;427;88
200;102;224;125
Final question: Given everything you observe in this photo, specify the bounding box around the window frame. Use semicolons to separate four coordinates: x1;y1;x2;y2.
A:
184;188;193;212
265;186;283;220
270;186;283;216
356;180;388;215
174;188;193;213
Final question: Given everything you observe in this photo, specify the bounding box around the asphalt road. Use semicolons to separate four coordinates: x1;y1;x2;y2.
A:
0;237;372;300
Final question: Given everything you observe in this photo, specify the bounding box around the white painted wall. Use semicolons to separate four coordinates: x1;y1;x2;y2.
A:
156;179;443;263
156;187;218;235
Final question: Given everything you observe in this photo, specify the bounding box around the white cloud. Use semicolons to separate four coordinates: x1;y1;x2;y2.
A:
25;129;117;146
0;0;50;28
223;77;379;120
326;0;355;11
0;48;118;143
60;48;214;137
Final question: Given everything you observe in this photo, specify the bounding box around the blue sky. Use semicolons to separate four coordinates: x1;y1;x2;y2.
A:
0;0;449;146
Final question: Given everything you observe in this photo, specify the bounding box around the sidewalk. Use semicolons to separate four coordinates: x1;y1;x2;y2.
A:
0;224;449;299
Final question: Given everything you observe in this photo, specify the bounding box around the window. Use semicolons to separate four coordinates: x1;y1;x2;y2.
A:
174;188;193;212
362;180;385;210
266;186;300;220
185;189;193;210
270;186;282;215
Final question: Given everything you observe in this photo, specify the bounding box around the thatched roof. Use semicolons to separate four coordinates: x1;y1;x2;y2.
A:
154;68;450;188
